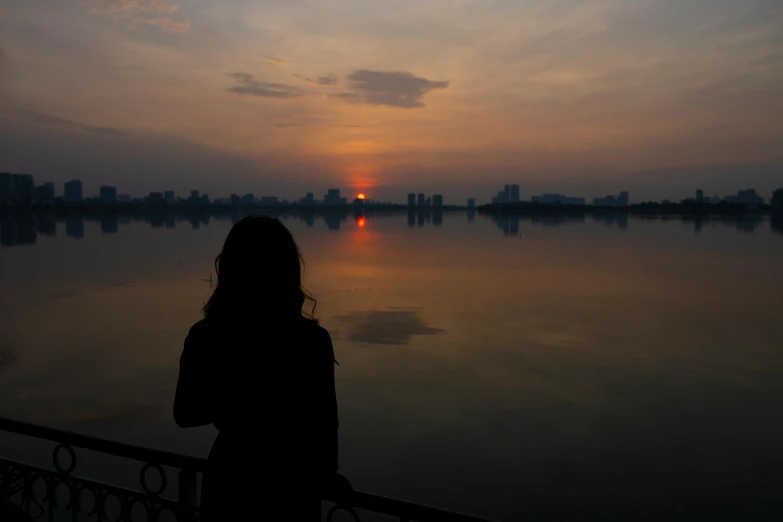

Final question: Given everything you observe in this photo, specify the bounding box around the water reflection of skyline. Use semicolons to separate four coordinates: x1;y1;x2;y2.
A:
0;210;780;247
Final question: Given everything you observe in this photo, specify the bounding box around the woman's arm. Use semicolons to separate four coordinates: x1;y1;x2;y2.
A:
314;329;339;478
173;325;216;428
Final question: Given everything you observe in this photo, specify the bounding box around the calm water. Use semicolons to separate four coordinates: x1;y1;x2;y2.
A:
1;211;783;521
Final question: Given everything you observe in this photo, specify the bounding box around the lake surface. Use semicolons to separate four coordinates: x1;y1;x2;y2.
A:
1;210;783;521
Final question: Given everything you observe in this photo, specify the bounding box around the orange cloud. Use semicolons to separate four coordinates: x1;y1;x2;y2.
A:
136;16;189;33
259;56;290;66
87;0;188;33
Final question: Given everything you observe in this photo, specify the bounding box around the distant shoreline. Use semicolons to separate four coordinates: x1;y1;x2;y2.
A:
0;201;779;218
478;201;775;216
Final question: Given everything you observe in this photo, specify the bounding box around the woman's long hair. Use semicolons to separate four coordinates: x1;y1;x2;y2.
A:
203;215;317;324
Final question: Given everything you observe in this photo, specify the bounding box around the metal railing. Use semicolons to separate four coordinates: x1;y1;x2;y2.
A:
0;416;495;522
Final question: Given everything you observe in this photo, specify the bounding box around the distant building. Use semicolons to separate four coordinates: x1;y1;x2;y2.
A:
510;184;520;203
190;190;200;201
432;194;443;208
696;189;704;203
299;192;315;205
724;189;764;206
147;192;165;204
100;186;118;203
164;190;175;202
64;180;84;202
260;196;279;206
593;192;628;207
772;188;783;210
467;198;476;209
0;173;12;202
408;193;416;207
0;174;37;203
34;184;55;202
324;188;346;205
417;193;426;207
118;194;131;203
503;184;511;204
425;196;432;208
533;193;564;204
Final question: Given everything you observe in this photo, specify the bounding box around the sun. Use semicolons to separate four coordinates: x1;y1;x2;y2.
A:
357;193;366;200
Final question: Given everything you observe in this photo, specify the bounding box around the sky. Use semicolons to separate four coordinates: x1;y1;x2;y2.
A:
0;0;782;202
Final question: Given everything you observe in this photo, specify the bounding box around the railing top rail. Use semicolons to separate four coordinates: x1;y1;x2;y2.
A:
0;416;207;471
349;491;496;522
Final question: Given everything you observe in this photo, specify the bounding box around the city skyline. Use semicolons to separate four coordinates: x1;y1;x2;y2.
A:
2;171;781;207
1;1;782;201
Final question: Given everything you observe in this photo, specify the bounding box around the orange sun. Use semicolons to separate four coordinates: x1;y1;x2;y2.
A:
357;193;366;200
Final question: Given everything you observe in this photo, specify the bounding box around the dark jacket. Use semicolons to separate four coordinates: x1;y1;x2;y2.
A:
174;318;338;520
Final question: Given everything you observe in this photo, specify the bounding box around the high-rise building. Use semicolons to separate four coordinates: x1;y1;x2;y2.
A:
44;182;55;196
164;190;175;202
503;184;511;203
696;189;704;203
467;198;476;209
34;184;55;202
100;186;118;203
593;192;628;207
190;190;200;201
510;184;520;203
432;194;443;208
64;180;83;202
724;189;764;206
118;194;131;203
0;173;13;202
408;193;416;207
12;174;35;203
417;193;426;207
771;188;783;209
324;188;346;205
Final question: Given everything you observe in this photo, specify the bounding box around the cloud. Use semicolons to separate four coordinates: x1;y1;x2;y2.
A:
22;111;77;126
274;123;306;128
87;0;189;34
333;310;446;345
6;109;128;137
334;70;449;108
227;72;303;99
293;73;338;86
260;56;289;66
136;16;189;33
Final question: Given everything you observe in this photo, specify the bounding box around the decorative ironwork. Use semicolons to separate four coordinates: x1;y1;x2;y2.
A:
1;416;495;522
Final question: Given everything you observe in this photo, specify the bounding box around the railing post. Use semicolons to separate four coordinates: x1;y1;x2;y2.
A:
23;472;36;519
177;469;197;522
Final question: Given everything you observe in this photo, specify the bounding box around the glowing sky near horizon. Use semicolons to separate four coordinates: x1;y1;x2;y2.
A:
0;0;781;201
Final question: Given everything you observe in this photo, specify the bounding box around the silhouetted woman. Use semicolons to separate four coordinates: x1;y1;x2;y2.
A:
174;216;341;521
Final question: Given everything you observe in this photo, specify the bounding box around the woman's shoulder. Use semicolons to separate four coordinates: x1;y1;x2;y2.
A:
301;320;331;338
186;319;213;342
